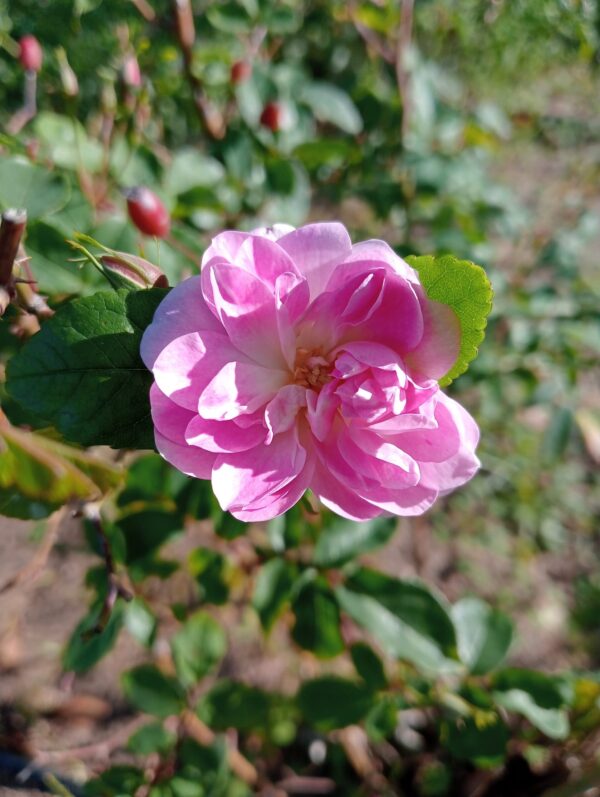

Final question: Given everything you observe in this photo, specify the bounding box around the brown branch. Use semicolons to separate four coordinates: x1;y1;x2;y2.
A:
6;72;37;135
181;711;258;786
130;0;156;21
171;0;225;139
396;0;415;143
82;506;133;639
0;506;66;595
34;716;147;765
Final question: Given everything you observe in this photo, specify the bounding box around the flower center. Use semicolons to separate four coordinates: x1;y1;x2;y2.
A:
293;347;332;390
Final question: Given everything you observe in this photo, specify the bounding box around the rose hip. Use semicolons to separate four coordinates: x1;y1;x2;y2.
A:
19;35;43;73
125;187;170;238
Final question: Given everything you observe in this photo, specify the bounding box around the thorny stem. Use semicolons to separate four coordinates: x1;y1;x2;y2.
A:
82;505;133;638
0;209;27;315
171;0;225;139
396;0;415;143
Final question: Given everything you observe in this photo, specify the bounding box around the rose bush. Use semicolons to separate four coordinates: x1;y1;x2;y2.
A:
141;222;480;521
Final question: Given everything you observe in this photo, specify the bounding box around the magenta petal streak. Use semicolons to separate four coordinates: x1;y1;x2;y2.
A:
142;222;480;521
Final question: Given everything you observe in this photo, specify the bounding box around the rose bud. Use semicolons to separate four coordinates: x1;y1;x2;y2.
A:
100;251;169;290
231;60;251;84
125;187;170;238
19;35;43;73
122;53;142;88
260;101;282;132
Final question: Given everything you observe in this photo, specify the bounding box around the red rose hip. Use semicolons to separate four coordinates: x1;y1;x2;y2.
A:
19;35;43;73
260;102;282;132
231;60;252;84
125;187;170;238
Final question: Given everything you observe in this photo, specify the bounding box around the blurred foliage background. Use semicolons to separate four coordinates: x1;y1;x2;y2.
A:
0;1;599;795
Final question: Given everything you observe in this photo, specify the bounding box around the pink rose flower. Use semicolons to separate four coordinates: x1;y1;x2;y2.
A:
141;222;480;522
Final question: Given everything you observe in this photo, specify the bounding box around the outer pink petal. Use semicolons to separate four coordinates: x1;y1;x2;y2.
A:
418;393;480;493
201;230;253;270
342;240;420;283
228;453;315;521
344;427;420;487
149;382;195;442
141;276;222;370
311;459;385;521
155;431;215;479
149;385;216;478
185;414;266;453
360;483;439;516
203;262;287;368
404;290;460;380
277;222;352;297
211;428;307;513
199;361;288;420
152;330;244;411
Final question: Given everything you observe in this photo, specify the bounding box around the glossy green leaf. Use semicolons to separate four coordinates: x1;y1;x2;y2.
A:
6;288;168;449
0;156;69;219
314;517;397;568
297;676;373;730
291;577;344;658
188;547;229;605
171;611;227;687
207;2;254;33
197;679;270;731
444;717;509;767
122;664;186;718
127;721;176;755
252;559;298;631
452;597;513;675
350;642;388;691
492;668;571;739
63;603;124;673
406;254;493;385
337;569;458;674
300;83;363;134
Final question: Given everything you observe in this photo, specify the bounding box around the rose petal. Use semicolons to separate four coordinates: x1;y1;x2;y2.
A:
212;428;307;513
278;222;352;297
185;414;266;453
199;361;288;420
140;276;222;370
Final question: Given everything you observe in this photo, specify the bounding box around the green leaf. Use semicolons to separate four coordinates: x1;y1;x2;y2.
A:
34;112;104;172
297;676;373;730
171;611;227;687
122;665;185;718
164;148;225;196
300;83;363;135
63;603;124;673
207;2;254;33
350;642;388;691
124;598;157;647
336;570;458;674
252;559;298;632
492;668;571;739
198;679;270;731
314;517;396;568
0;421;121;519
188;547;229;605
6;288;168;449
452;597;513;675
0;156;69;220
405;255;492;385
291;577;344;658
444;717;509;767
127;721;177;755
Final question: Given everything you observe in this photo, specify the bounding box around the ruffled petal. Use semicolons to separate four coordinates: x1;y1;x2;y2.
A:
198;361;288;420
152;330;244;411
140;276;222;370
277;222;352;297
185;414;266;453
212;428;307;514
